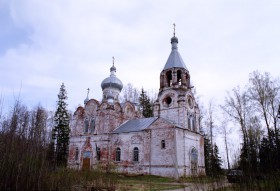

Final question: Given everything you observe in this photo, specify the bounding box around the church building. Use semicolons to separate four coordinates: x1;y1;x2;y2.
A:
67;31;205;178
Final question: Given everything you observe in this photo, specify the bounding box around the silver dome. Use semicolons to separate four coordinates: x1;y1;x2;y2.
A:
101;65;123;91
101;76;123;91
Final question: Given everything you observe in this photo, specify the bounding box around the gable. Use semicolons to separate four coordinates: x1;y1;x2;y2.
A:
148;117;181;130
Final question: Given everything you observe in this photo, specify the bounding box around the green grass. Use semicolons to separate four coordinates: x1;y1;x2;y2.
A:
179;175;225;183
47;170;185;191
117;174;184;191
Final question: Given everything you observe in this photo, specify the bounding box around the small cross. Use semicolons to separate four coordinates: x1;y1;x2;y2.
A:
112;56;115;66
173;23;176;36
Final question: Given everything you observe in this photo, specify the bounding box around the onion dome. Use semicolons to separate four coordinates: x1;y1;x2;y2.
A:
101;64;123;92
101;58;123;103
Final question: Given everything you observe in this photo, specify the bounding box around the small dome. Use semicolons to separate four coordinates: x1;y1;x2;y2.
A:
171;36;178;43
110;65;116;72
84;97;89;105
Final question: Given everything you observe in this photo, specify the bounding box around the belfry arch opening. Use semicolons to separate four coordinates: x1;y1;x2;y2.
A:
166;71;172;87
177;70;182;85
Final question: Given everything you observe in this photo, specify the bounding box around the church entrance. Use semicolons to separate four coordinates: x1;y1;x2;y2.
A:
82;151;91;170
190;148;198;175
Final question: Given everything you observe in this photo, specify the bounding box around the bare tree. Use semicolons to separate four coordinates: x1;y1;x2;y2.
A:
248;71;280;142
0;101;50;190
221;87;250;147
204;100;216;147
218;118;232;170
120;83;140;103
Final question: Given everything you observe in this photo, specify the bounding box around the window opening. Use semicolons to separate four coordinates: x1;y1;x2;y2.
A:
161;140;166;149
90;118;95;133
193;116;196;132
191;148;198;175
96;147;101;161
133;147;139;162
165;97;172;105
177;70;182;85
75;147;79;160
166;71;172;87
188;115;191;130
116;148;121;162
84;119;89;133
83;151;91;158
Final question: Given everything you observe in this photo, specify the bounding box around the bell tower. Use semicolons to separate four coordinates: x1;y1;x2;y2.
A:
154;26;199;132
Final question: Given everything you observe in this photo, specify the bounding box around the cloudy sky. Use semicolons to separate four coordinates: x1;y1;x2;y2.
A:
1;0;280;114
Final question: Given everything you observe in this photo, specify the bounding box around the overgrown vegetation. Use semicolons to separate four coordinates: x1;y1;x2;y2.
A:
0;99;119;190
219;71;280;190
0;101;50;190
221;72;280;171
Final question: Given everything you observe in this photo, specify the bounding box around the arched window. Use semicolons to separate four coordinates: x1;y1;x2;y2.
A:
166;71;172;87
83;151;91;158
177;70;182;85
161;140;166;149
193;115;196;132
84;119;89;133
96;147;101;161
133;147;139;162
191;148;198;175
90;118;95;133
75;147;79;160
116;147;121;162
188;114;191;130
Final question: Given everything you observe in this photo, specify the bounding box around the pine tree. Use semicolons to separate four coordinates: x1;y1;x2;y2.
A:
204;136;212;175
139;88;153;118
52;83;70;167
211;144;223;176
204;135;223;176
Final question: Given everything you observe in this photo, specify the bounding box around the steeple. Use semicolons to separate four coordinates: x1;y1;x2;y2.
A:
159;25;190;91
163;24;188;70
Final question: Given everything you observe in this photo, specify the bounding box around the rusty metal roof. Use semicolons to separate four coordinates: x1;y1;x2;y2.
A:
113;117;158;133
163;36;188;71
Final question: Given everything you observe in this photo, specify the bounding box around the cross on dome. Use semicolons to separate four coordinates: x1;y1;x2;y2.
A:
173;23;176;37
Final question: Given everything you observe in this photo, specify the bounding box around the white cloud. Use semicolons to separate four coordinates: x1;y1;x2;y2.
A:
0;0;279;114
